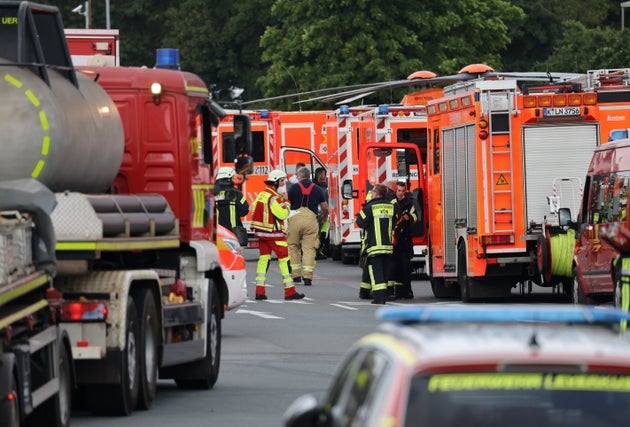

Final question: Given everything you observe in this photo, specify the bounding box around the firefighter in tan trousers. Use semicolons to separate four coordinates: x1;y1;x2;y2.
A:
287;166;329;286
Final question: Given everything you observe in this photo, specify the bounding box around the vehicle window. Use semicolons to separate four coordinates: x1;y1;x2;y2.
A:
320;349;389;427
221;130;266;163
587;172;630;224
406;372;630;427
432;129;440;175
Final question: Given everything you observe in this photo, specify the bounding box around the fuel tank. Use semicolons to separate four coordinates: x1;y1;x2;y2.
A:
0;58;124;193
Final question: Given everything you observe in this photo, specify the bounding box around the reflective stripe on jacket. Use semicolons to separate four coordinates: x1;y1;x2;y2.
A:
356;197;395;256
251;186;290;232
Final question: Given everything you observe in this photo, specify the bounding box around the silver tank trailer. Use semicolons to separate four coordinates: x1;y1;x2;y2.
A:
0;58;124;193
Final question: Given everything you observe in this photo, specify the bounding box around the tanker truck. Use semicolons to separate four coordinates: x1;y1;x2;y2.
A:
0;1;251;421
0;179;73;427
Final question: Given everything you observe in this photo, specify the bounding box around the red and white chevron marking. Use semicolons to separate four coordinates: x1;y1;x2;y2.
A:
375;117;388;184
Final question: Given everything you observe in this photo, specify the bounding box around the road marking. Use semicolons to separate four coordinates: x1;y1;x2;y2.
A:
235;309;284;319
331;303;358;310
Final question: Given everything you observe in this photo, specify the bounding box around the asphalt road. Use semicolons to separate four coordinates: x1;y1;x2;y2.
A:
71;249;572;427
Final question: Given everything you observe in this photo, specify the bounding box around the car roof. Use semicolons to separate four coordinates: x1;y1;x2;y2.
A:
362;305;630;372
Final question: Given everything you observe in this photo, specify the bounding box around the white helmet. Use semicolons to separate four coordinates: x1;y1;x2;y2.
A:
267;169;287;182
217;166;235;180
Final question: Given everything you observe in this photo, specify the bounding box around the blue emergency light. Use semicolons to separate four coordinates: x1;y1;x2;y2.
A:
260;109;270;118
339;105;350;115
155;48;180;70
377;104;389;115
377;304;630;324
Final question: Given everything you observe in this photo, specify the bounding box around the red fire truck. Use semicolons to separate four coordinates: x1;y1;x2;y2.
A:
64;28;119;66
424;66;603;301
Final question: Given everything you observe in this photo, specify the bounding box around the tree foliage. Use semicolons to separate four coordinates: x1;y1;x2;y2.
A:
536;21;630;72
31;0;630;109
256;0;524;108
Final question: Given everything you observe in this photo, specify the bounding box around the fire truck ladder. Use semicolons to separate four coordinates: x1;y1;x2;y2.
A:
483;81;518;234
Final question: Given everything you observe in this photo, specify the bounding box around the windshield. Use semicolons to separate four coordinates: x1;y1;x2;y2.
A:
406;372;630;427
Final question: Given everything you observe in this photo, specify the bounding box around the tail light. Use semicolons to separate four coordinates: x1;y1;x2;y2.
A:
61;301;108;321
480;234;514;246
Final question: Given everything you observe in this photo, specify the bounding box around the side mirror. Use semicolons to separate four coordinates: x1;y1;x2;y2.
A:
558;207;572;228
235;155;253;175
373;148;392;158
233;114;252;157
282;394;321;427
233;114;253;175
342;180;355;199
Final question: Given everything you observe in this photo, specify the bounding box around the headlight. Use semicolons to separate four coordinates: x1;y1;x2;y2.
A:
222;237;243;255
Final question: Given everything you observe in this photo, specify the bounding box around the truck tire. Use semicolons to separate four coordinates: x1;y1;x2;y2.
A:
24;334;72;427
458;246;472;303
571;267;595;305
86;296;140;415
175;284;222;390
341;248;355;265
331;244;341;261
430;278;459;298
136;289;159;410
6;372;20;427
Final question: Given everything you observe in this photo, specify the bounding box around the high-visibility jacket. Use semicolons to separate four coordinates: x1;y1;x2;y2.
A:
215;180;249;230
251;185;290;238
356;196;395;256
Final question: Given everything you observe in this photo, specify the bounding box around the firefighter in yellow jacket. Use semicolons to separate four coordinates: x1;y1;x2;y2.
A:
356;183;396;304
251;170;305;300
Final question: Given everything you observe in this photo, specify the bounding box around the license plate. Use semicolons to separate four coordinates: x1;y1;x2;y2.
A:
543;107;580;117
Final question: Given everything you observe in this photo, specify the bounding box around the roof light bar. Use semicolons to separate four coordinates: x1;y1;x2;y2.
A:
376;304;630;324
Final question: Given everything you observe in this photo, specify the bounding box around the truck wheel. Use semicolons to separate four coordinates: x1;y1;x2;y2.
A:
86;296;140;415
136;289;159;410
458;246;472;303
430;278;459;298
46;341;72;427
571;267;595;305
341;248;355;265
331;244;342;261
8;373;20;427
175;284;222;389
24;336;72;427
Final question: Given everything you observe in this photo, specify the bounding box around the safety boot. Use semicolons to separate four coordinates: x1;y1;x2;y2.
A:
359;288;372;300
371;290;387;305
285;292;305;300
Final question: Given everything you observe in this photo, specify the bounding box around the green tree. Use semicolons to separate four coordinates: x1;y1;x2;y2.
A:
504;0;614;71
536;21;630;72
161;0;272;103
256;0;523;109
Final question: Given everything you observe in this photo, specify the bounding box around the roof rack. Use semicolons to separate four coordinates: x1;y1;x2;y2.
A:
376;304;630;324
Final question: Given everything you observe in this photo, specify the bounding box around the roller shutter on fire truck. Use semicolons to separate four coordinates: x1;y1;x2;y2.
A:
523;124;599;227
442;125;477;268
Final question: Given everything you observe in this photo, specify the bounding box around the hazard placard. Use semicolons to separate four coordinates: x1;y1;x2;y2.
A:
496;174;509;185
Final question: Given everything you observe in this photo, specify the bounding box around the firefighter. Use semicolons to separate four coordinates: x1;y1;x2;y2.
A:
215;166;249;240
251;169;305;300
287;166;328;286
387;180;418;299
356;183;396;304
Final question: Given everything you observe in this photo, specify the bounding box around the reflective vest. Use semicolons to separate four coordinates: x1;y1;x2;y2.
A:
356;197;395;256
215;186;248;230
251;186;290;235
